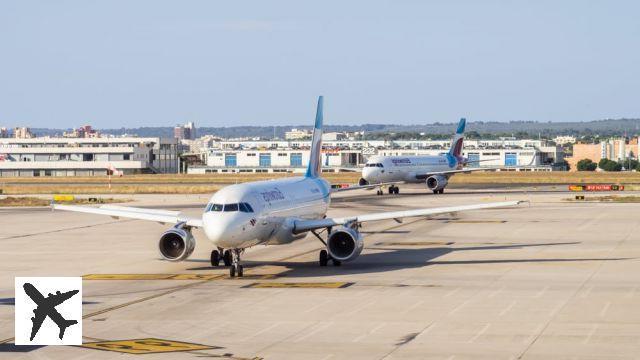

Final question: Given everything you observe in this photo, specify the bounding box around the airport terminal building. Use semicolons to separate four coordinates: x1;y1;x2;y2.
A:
188;139;563;174
0;137;179;177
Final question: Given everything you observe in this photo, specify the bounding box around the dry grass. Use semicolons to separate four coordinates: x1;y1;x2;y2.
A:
0;171;638;194
566;195;640;203
0;196;131;207
449;171;640;184
0;172;361;185
0;184;223;195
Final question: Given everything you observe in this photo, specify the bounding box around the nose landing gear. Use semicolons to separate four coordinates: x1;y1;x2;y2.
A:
229;248;244;277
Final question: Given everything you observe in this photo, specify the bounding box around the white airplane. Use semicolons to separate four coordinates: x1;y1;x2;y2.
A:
107;164;124;177
54;97;523;277
359;118;500;195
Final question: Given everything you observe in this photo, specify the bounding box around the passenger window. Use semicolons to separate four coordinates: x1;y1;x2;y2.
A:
211;204;223;212
224;203;239;212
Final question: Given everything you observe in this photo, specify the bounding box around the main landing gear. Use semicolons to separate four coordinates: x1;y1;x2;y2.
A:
432;189;444;194
319;249;341;267
377;185;400;195
310;230;341;267
210;248;232;267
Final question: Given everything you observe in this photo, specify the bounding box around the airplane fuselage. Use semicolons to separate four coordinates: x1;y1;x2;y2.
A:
362;154;462;184
202;176;331;249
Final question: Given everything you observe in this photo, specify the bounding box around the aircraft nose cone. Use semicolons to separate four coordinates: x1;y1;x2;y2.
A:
202;213;244;248
203;213;230;242
362;167;378;182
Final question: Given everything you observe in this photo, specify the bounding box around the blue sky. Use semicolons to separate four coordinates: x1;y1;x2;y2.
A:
1;1;639;128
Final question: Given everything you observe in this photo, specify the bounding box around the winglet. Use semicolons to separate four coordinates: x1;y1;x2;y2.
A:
305;96;324;178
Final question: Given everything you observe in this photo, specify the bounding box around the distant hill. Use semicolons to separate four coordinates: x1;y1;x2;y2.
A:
27;118;640;139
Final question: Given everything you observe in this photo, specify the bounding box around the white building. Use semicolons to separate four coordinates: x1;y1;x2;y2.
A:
553;136;576;145
0;137;179;177
284;128;311;140
192;148;360;174
188;143;560;174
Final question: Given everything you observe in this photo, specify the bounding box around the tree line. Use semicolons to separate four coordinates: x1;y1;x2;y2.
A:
576;158;639;172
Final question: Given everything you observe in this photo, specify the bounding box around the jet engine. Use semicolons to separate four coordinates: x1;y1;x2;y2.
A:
158;227;196;261
327;226;364;262
358;178;369;186
426;175;448;191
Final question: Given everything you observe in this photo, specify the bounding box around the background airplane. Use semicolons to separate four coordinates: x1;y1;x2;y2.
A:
54;97;523;277
23;283;79;341
358;118;506;195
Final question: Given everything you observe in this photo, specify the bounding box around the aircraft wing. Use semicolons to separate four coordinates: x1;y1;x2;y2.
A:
293;200;524;233
330;181;402;193
52;204;203;227
30;309;47;341
414;167;501;179
49;290;80;307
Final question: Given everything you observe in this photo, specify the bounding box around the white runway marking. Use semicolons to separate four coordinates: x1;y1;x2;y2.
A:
582;323;599;344
352;322;386;342
293;321;333;343
401;300;425;314
534;285;549;298
245;322;281;340
443;287;461;298
468;323;490;343
599;302;611;317
499;300;517;316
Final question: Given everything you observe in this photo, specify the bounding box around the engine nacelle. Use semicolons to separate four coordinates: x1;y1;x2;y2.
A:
158;227;196;261
327;227;364;262
426;175;448;191
358;178;369;186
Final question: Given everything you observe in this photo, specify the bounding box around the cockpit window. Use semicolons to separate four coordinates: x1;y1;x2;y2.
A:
207;202;253;213
223;203;239;212
239;202;254;213
366;163;384;168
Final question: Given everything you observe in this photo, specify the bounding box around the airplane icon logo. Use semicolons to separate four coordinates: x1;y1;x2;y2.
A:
23;283;79;341
15;277;82;345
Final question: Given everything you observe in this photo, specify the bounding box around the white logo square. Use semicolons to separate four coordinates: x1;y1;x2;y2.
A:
15;277;82;345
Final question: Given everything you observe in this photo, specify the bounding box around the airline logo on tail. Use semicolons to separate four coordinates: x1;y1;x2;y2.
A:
305;96;324;178
447;118;466;168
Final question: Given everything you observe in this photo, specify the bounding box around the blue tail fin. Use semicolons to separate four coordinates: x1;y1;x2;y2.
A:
305;96;324;178
448;118;466;157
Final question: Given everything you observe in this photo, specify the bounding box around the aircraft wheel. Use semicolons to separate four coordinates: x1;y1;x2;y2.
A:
237;265;244;277
229;265;236;277
332;259;342;266
223;250;232;266
395;187;400;194
439;189;444;194
432;190;438;194
388;186;394;195
319;250;328;266
210;250;220;267
377;190;383;196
